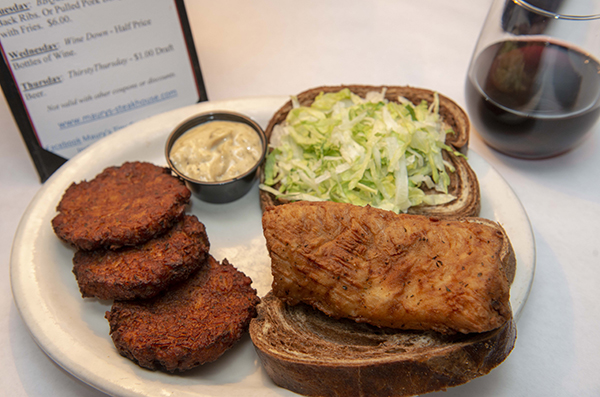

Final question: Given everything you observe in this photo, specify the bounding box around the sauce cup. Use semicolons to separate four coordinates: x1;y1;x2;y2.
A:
165;111;267;203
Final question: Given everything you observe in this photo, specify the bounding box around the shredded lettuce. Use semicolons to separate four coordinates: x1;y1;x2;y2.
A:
259;88;463;213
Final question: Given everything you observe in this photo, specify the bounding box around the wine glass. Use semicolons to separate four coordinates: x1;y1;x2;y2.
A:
465;0;600;159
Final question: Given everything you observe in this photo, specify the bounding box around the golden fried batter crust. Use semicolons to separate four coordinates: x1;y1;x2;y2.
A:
262;201;512;334
105;255;260;372
73;215;210;300
52;161;191;250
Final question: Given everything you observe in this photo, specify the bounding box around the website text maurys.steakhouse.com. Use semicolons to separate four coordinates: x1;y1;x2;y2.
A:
57;89;178;130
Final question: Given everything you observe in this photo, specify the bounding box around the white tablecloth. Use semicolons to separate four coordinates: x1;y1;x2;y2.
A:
2;1;599;396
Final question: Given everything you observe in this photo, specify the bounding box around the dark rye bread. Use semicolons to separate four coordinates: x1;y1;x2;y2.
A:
251;292;516;397
259;85;480;218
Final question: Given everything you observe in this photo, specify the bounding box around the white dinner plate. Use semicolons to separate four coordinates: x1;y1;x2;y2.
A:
10;96;536;397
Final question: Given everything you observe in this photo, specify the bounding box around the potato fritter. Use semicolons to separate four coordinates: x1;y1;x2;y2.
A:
105;255;260;372
52;161;191;251
262;201;513;335
73;215;210;300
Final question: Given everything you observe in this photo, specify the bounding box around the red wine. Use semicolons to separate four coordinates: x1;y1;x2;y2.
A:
465;39;600;159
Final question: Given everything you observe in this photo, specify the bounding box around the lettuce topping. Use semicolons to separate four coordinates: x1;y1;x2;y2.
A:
260;88;463;213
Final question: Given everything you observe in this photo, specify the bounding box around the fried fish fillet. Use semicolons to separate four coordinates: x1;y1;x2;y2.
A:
52;161;191;251
105;255;260;372
262;201;515;334
73;215;210;300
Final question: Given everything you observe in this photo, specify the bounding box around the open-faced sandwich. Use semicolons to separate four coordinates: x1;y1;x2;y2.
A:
251;201;517;397
259;85;480;218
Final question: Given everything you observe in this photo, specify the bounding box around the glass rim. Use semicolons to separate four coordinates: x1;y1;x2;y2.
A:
514;0;600;20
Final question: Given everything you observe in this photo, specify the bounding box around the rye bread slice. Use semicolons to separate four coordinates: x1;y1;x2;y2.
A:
259;85;480;219
250;292;516;397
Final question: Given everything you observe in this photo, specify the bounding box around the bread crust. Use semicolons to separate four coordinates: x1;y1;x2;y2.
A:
259;85;480;218
251;292;517;397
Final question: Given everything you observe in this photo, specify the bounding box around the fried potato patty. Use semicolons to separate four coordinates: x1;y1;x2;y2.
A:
52;161;191;250
105;255;260;372
73;215;210;300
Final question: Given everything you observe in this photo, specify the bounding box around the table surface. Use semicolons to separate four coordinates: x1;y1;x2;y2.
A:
2;1;599;396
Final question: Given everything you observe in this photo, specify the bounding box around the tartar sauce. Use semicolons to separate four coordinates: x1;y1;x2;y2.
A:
169;120;263;182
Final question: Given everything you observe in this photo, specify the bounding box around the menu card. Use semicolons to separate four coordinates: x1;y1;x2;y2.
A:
0;0;207;182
